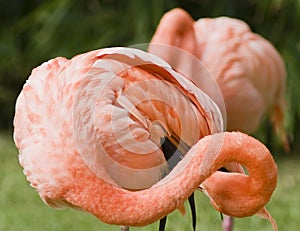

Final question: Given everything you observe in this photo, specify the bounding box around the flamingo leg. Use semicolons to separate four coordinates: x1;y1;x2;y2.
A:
222;215;234;231
188;193;196;231
159;216;167;231
217;167;234;231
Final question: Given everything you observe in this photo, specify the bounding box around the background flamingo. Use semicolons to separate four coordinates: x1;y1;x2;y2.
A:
148;9;285;230
14;47;277;230
148;8;288;151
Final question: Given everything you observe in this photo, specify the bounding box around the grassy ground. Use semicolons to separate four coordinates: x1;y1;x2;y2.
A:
1;131;299;231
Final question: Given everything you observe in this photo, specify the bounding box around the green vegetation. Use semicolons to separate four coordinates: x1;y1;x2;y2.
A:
1;132;300;230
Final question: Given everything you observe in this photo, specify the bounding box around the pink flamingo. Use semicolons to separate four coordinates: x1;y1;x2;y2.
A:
149;10;286;229
148;8;288;151
14;47;278;230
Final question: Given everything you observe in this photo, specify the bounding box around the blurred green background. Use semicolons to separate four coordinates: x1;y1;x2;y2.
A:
0;0;300;230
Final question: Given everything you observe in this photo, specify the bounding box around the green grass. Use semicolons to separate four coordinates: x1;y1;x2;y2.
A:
1;131;299;231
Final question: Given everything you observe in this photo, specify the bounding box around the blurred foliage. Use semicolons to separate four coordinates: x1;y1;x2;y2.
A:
0;0;299;152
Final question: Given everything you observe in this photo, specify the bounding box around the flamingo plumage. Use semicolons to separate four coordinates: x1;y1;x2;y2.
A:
148;8;288;150
14;47;277;230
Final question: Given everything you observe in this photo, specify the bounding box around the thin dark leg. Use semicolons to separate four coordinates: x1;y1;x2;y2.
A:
188;193;196;231
265;119;273;152
159;216;167;231
120;226;129;231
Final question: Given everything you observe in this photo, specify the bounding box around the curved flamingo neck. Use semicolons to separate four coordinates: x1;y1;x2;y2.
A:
150;8;195;46
149;8;198;64
65;132;277;227
201;132;278;217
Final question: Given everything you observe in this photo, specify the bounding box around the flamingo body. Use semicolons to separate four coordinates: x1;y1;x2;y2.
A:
14;47;277;229
149;8;287;148
14;47;222;223
193;16;286;134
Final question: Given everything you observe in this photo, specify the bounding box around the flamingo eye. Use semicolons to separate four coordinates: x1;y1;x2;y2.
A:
218;167;229;172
